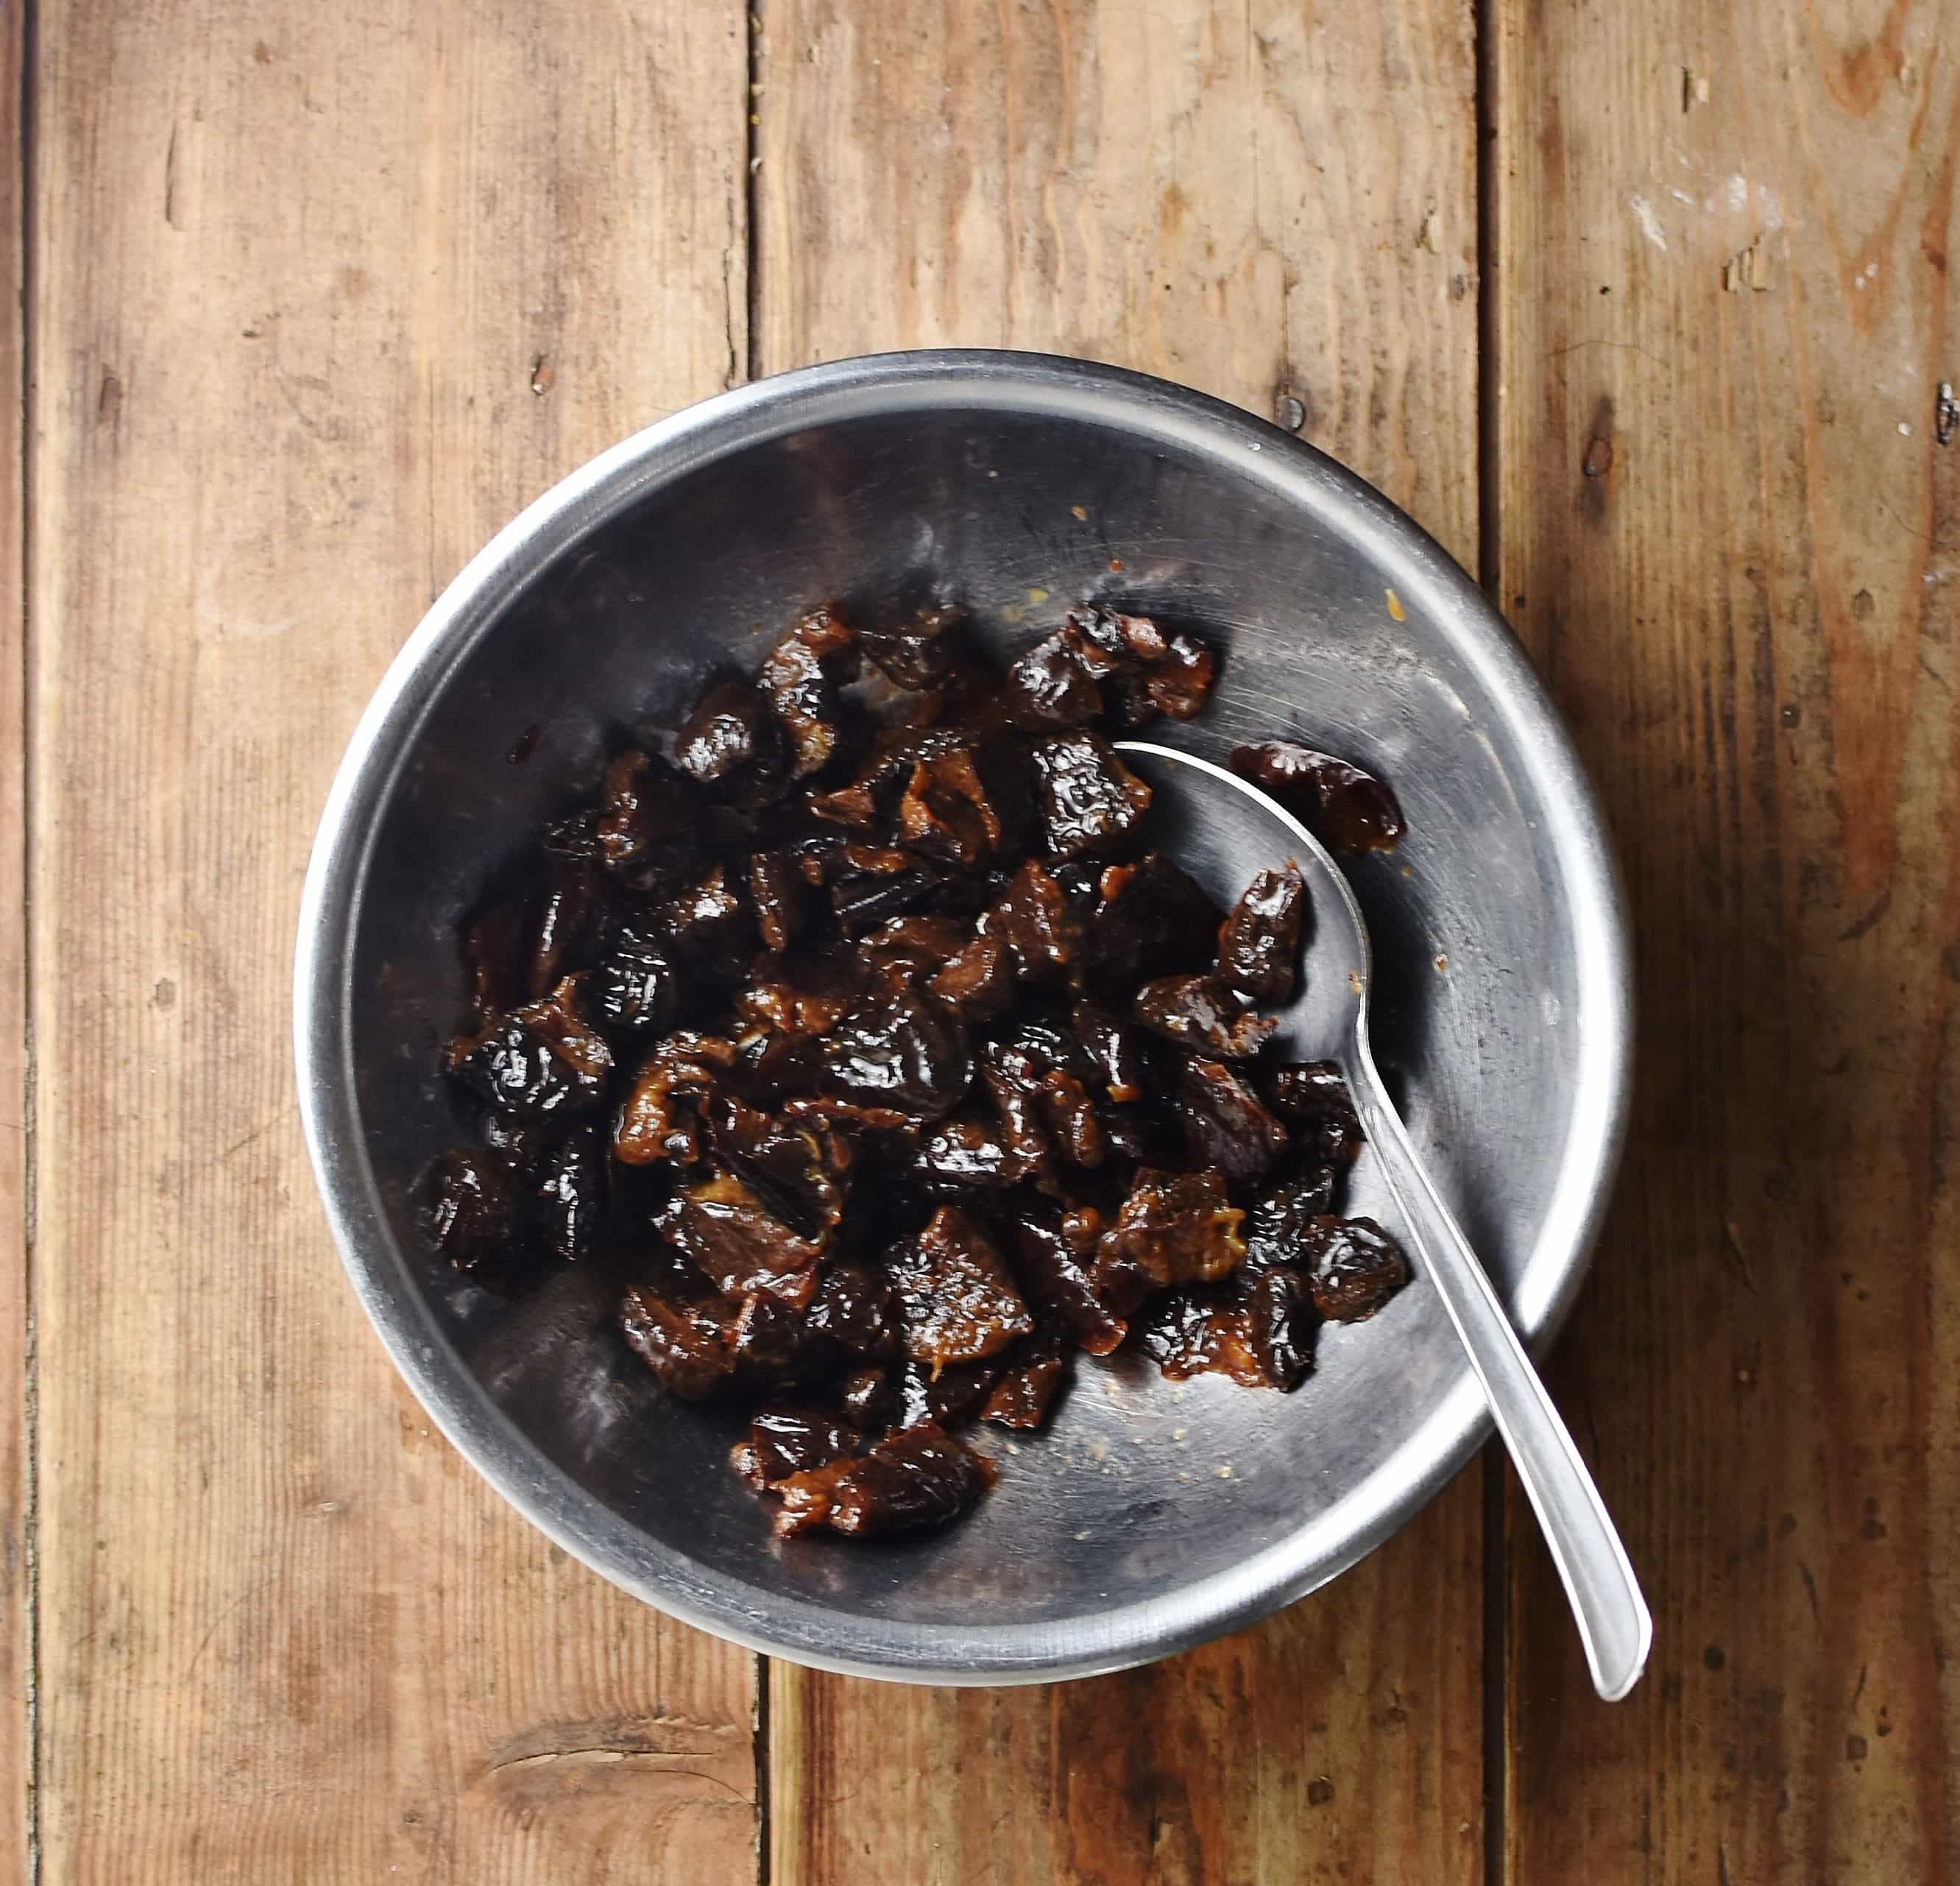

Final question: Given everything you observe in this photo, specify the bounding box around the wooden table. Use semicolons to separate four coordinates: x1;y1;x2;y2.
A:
4;1;1953;1879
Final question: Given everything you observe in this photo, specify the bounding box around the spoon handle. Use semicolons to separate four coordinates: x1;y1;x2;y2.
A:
1351;1053;1652;1701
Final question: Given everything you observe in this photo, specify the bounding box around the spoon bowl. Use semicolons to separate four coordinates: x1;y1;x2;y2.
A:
1118;740;1652;1700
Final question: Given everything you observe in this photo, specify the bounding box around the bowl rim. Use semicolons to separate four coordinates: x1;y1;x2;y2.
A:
294;347;1633;1684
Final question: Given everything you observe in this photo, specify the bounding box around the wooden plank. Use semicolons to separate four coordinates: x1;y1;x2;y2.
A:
0;1;27;1881
754;5;1485;1881
1494;0;1960;1877
29;5;756;1882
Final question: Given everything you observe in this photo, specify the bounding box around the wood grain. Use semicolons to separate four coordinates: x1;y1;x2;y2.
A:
1493;0;1960;1876
29;5;756;1882
755;4;1485;1879
0;3;26;1882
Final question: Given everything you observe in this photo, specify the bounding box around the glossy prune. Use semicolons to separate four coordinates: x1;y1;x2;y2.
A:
888;1206;1035;1368
1133;974;1276;1059
1229;740;1405;853
1214;866;1306;1003
1031;732;1152;858
773;1423;993;1537
1303;1216;1410;1322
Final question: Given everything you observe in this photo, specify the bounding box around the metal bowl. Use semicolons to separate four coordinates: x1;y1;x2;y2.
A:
296;350;1631;1684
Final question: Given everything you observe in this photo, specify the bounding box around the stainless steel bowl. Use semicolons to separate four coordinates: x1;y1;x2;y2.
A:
296;350;1631;1684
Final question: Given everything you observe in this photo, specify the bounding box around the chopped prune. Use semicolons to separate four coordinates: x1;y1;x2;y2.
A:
760;609;855;779
673;677;788;807
1179;1057;1289;1183
746;849;822;953
589;924;681;1034
1229;741;1405;853
447;976;613;1118
1139;1290;1267;1386
1032;732;1152;858
1003;631;1103;729
1262;1060;1365;1168
1095;1167;1247;1312
1215;866;1306;1003
857;603;969;691
536;1125;607;1261
434;589;1415;1541
1303;1216;1410;1322
1134;974;1276;1059
620;1270;740;1399
732;1405;861;1491
821;989;972;1117
773;1422;993;1537
1069;1000;1162;1103
654;1169;827;1302
888;1205;1035;1367
421;1148;528;1282
1086;853;1221;988
595;749;700;891
656;863;756;967
982;1335;1069;1430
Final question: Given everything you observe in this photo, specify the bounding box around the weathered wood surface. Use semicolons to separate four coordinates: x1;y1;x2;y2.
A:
0;4;28;1882
755;4;1487;1880
28;4;756;1882
1493;0;1960;1877
13;0;1956;1880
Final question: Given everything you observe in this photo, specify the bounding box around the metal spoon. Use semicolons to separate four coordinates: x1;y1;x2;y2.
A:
1117;740;1652;1702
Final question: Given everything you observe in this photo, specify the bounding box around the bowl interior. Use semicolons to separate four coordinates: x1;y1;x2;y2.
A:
329;367;1618;1675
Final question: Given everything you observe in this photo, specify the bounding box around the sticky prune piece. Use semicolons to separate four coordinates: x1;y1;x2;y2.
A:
447;976;613;1118
656;863;757;967
1140;1290;1267;1386
1095;1167;1246;1313
706;1094;850;1238
654;1170;827;1302
1239;1262;1317;1389
531;842;613;995
804;1262;899;1357
595;748;700;891
674;678;788;808
913;1112;1029;1190
614;1033;738;1165
760;609;855;779
1069;1000;1163;1103
1215;866;1307;1003
1134;974;1276;1059
896;744;1018;865
1038;1069;1105;1168
1086;854;1220;988
927;928;1016;1020
982;1335;1070;1430
1100;1102;1182;1168
535;1125;607;1261
1228;741;1405;853
988;859;1086;981
1032;732;1152;858
840;1366;896;1429
1261;1061;1365;1168
888;1205;1035;1367
588;924;681;1034
860;916;971;992
460;897;533;1026
1304;1217;1409;1322
1145;632;1217;718
857;604;969;691
892;1355;1006;1432
1003;631;1103;729
821;990;973;1118
1062;604;1168;673
826;845;949;933
1011;1207;1127;1355
620;1273;740;1399
733;952;863;1039
420;1148;529;1282
1179;1057;1289;1184
774;1422;993;1537
746;849;822;954
732;1405;861;1491
1245;1168;1337;1268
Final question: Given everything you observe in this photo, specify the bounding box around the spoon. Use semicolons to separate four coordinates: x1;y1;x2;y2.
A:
1116;740;1652;1702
